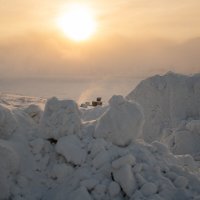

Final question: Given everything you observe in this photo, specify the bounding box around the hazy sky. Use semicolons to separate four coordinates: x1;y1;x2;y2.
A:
0;0;200;78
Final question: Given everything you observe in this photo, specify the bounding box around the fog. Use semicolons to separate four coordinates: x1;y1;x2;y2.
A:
0;33;199;79
0;0;200;100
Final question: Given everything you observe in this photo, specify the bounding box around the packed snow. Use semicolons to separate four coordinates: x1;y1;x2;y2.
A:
0;72;200;200
127;72;200;155
94;95;144;146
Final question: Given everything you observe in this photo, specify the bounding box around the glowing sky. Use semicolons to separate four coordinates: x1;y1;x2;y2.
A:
0;0;200;78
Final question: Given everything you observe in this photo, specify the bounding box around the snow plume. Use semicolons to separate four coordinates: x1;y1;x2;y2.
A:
77;84;104;105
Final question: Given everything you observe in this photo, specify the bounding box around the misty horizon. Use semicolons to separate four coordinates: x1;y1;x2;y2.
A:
0;35;200;79
0;0;199;101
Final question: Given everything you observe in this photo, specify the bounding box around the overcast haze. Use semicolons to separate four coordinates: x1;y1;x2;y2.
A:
0;0;200;78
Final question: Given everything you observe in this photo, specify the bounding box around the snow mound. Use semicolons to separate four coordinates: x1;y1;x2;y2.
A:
162;120;200;155
24;104;43;124
43;139;200;200
1;73;200;200
39;97;81;139
127;72;200;144
55;135;86;165
94;95;144;146
0;104;18;139
0;140;19;200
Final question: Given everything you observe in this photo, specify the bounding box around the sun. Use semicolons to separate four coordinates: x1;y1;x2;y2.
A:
56;4;97;42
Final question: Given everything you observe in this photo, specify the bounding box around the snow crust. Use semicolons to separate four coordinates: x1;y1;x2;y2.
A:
0;73;200;200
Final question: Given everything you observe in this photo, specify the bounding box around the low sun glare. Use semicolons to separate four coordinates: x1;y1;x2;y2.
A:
56;3;97;42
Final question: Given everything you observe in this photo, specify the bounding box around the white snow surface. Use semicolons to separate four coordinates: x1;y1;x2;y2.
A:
127;72;200;155
94;95;144;146
39;97;81;139
56;135;87;165
1;73;200;200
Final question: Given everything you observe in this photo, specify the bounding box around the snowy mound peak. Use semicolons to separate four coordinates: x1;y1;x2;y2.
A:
39;97;81;139
94;95;144;146
108;95;125;106
127;72;200;144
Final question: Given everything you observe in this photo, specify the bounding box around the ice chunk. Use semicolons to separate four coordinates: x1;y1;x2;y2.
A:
39;97;81;139
94;184;106;194
81;179;99;190
113;164;136;196
108;181;121;197
24;104;42;124
94;95;144;146
168;130;200;155
186;120;200;133
88;138;107;158
51;164;74;181
29;138;44;154
92;150;111;169
151;141;169;155
174;176;188;188
92;184;107;200
112;154;136;169
141;182;158;197
55;135;86;165
68;187;92;200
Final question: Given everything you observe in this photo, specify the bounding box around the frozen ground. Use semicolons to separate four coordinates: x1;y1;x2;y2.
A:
1;72;200;200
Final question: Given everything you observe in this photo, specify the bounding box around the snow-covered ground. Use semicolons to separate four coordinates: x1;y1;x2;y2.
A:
1;72;200;200
0;77;141;102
